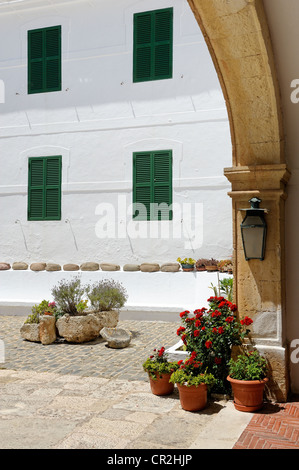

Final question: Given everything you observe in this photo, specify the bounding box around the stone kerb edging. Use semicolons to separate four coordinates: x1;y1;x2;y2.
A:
0;261;185;273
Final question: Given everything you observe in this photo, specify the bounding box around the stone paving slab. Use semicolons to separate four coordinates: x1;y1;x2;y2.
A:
0;315;254;450
0;369;253;450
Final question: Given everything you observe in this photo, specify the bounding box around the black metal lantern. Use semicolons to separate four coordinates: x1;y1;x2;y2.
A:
240;197;267;261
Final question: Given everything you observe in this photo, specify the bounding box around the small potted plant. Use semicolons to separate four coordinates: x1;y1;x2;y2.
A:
204;258;219;271
195;258;208;271
227;349;269;412
218;259;233;274
177;257;196;272
170;352;215;411
143;347;178;396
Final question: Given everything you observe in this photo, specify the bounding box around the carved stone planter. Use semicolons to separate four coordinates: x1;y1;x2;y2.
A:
56;310;119;343
100;327;131;349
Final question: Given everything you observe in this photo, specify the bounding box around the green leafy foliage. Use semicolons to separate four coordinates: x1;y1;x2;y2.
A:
143;347;178;379
169;352;215;388
228;350;268;381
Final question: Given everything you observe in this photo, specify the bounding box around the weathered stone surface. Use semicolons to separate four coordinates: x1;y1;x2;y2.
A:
20;323;40;342
56;310;119;343
12;262;28;270
30;263;46;271
0;263;10;270
45;263;61;272
123;264;140;271
63;263;80;271
80;262;99;271
100;263;120;271
100;327;131;349
56;314;102;343
94;310;119;329
161;263;180;272
39;315;56;345
140;263;160;272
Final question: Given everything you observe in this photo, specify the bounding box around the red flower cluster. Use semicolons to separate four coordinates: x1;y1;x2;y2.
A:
241;316;253;326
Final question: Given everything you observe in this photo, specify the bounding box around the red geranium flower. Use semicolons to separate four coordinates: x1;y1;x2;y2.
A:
194;330;200;337
218;327;224;334
241;316;253;326
177;326;186;336
180;310;189;318
225;316;234;323
205;340;212;349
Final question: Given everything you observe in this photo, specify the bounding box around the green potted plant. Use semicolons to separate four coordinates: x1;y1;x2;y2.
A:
177;257;196;272
170;352;215;411
143;347;178;396
227;349;268;412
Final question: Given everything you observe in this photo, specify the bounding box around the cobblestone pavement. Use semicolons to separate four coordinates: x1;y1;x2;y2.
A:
0;315;179;381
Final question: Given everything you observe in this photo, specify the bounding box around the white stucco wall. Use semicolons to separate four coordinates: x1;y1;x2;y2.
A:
0;269;232;318
0;0;232;267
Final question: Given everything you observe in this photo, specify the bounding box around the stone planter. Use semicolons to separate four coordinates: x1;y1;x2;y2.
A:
100;327;131;349
56;310;119;343
20;315;56;345
20;322;40;342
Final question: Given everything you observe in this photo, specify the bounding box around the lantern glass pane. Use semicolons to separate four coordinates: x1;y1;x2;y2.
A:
241;225;265;259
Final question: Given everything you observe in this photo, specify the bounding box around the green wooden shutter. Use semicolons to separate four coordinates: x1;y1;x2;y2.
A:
153;151;173;220
28;156;61;220
133;8;173;82
133;151;172;220
28;158;44;219
28;26;61;94
133;152;151;220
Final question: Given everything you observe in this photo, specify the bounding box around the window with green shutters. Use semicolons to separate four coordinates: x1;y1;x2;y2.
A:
133;150;173;221
133;8;173;83
28;25;61;94
28;156;62;220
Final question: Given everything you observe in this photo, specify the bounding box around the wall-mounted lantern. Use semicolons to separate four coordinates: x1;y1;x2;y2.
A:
240;197;267;261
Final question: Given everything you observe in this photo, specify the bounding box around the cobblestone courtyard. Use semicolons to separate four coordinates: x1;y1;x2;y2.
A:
0;315;179;381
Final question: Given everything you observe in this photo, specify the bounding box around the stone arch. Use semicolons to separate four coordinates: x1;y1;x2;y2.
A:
187;0;284;166
187;0;291;400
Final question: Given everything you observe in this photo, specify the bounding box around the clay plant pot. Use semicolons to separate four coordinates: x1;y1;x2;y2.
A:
181;264;194;272
227;376;268;412
177;383;208;412
149;373;174;396
205;265;218;271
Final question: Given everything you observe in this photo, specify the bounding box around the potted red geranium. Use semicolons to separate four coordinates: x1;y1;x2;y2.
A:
176;298;253;394
143;347;178;396
170;352;215;411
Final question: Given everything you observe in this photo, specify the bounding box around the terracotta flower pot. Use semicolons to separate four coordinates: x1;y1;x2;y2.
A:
227;375;268;412
205;265;218;271
149;373;174;396
177;383;208;412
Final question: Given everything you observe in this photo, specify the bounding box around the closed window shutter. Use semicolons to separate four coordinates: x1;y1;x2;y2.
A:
28;156;61;220
45;157;61;219
133;8;173;82
153;151;173;220
28;26;61;94
28;158;44;219
133;151;172;220
133;152;151;220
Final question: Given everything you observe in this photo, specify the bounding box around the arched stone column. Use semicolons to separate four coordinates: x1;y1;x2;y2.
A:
188;0;290;400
